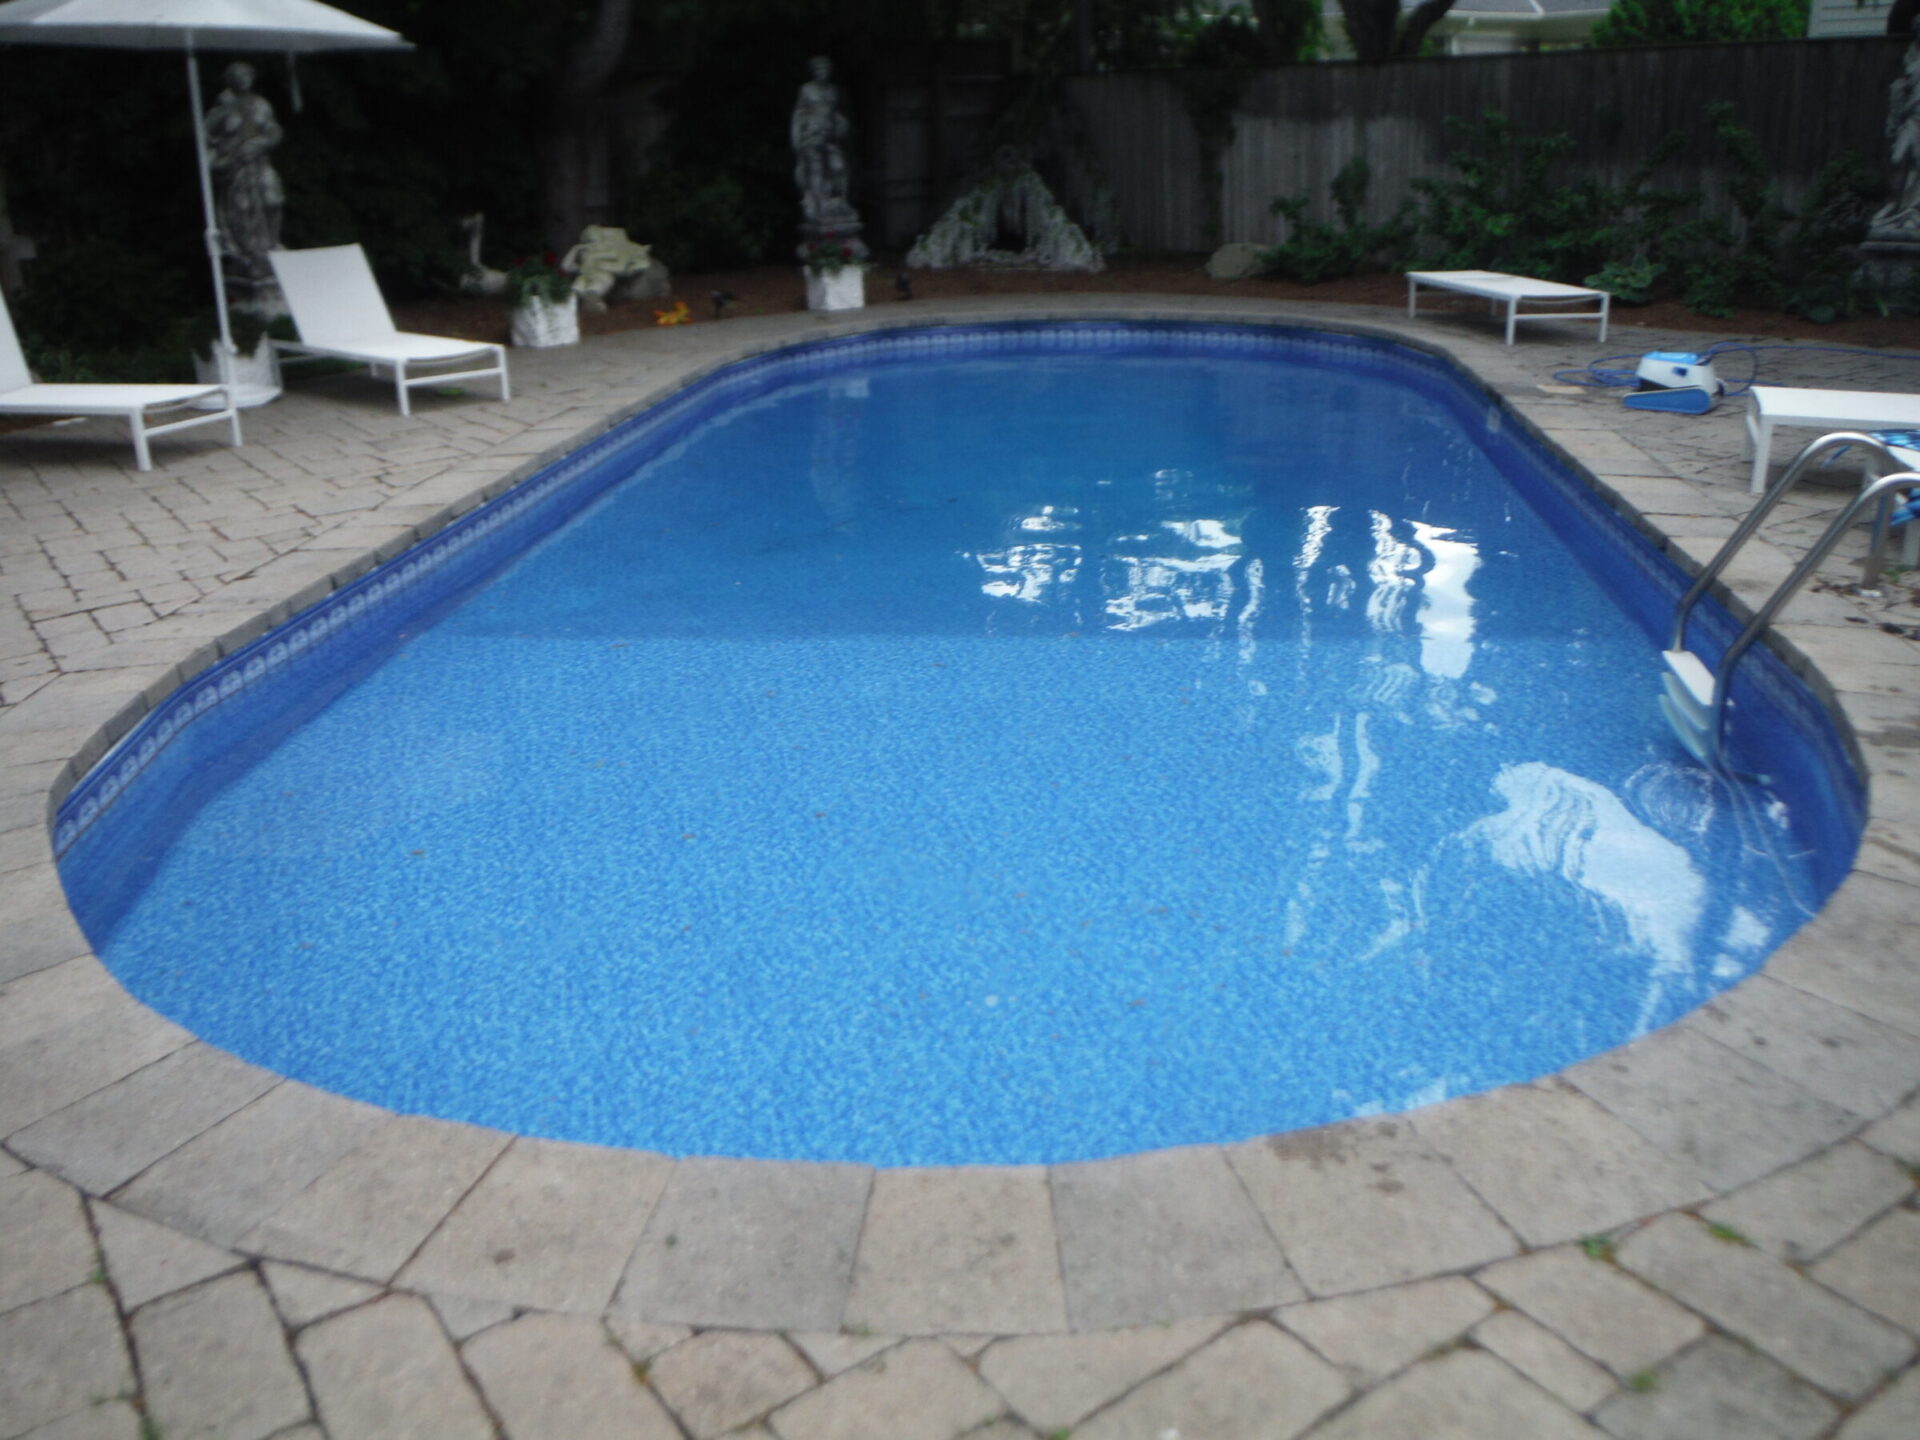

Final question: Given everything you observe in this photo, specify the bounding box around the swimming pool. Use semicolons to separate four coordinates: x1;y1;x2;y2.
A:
55;322;1864;1166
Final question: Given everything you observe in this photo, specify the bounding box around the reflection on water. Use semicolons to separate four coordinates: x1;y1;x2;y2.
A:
1464;761;1705;982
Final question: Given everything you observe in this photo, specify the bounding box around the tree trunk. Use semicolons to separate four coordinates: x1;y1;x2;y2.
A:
539;0;635;254
1338;0;1457;62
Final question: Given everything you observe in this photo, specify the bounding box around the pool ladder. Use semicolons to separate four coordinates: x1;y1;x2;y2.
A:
1662;431;1919;766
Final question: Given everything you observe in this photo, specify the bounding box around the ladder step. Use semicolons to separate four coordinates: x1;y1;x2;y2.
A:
1659;692;1713;765
1662;649;1715;725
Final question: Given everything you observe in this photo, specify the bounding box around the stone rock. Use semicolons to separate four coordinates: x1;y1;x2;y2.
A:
1207;242;1270;280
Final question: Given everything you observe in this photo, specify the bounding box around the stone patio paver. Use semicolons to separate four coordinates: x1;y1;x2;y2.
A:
977;1314;1234;1433
844;1166;1067;1335
1591;1335;1839;1440
1;299;1917;1438
90;1200;244;1311
1276;1276;1497;1386
1412;1081;1715;1246
1617;1213;1915;1400
1691;976;1920;1118
0;1285;134;1437
1764;872;1920;1038
783;1329;895;1377
0;999;193;1135
1809;1209;1920;1336
1070;1321;1349;1440
644;1330;817;1438
395;1135;670;1313
15;1401;145;1440
259;1262;381;1328
1473;1309;1619;1411
0;1169;96;1313
1051;1143;1302;1327
1858;1093;1920;1165
112;1080;389;1246
1563;1023;1861;1191
1836;1365;1920;1439
461;1312;681;1440
1225;1117;1518;1295
768;1337;1004;1440
129;1270;310;1440
296;1294;494;1440
8;1043;280;1194
613;1155;869;1332
1701;1141;1913;1263
1474;1244;1707;1379
238;1114;510;1281
424;1292;516;1343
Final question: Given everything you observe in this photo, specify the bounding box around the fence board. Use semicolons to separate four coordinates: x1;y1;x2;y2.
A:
1065;38;1905;253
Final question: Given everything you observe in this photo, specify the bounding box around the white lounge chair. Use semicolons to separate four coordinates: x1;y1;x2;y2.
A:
0;288;240;472
1406;269;1610;346
269;244;510;416
1744;385;1920;494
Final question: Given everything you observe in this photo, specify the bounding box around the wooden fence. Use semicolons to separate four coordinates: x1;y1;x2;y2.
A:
1063;37;1906;253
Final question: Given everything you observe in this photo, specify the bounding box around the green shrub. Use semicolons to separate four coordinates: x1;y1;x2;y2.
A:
1263;156;1413;283
624;168;779;274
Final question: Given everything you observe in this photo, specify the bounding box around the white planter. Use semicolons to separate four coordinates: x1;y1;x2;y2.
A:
511;294;580;348
804;266;866;313
192;339;281;408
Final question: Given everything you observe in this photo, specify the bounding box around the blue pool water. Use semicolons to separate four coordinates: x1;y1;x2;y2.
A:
59;324;1862;1165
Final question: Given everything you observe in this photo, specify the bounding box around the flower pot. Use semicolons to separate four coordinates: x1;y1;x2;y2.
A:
511;294;580;348
804;266;866;313
192;338;281;409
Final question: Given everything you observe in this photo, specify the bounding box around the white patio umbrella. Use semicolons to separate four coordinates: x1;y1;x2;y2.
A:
0;0;411;401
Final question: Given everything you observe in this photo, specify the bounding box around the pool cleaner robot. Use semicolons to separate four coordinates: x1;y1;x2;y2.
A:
1623;351;1726;414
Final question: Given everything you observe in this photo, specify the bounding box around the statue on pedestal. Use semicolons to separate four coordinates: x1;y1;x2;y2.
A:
204;61;286;316
791;56;867;278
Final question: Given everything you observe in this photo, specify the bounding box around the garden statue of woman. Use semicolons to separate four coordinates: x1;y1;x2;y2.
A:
791;56;855;229
204;61;285;283
1871;38;1920;242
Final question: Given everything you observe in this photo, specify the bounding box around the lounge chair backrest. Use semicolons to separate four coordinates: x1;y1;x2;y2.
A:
0;289;32;393
270;245;398;347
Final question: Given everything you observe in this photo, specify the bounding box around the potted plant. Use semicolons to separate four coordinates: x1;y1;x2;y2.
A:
799;237;867;313
506;252;580;348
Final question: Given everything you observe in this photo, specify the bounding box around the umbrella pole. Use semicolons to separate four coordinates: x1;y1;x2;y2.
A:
183;39;236;393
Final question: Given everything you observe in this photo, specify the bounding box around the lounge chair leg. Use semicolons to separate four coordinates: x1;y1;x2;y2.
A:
127;415;153;472
497;347;511;403
396;362;411;417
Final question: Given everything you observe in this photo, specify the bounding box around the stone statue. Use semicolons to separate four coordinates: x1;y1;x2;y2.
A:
791;56;856;229
1871;39;1920;242
561;225;670;310
204;62;285;288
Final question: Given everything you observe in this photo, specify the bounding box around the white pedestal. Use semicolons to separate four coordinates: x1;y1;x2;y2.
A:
511;295;581;348
193;343;281;408
805;267;866;313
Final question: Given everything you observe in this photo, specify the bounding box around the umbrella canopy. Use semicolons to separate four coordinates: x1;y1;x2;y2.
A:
0;0;409;53
0;0;411;402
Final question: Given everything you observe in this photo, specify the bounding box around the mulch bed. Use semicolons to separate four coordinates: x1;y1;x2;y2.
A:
391;253;1920;354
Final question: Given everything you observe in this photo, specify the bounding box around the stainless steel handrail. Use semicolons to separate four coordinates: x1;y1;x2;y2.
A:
1684;470;1920;760
1669;431;1906;655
